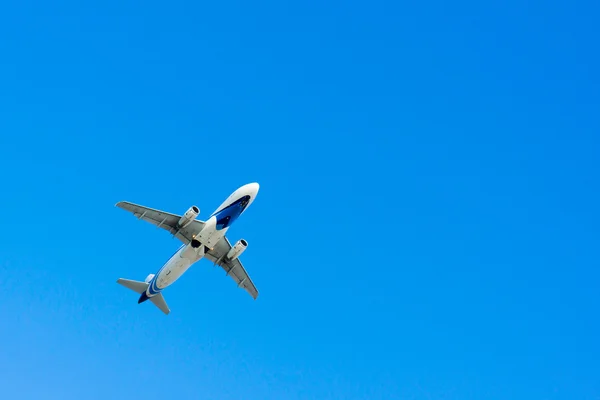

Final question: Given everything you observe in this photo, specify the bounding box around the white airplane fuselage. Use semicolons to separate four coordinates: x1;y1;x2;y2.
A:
137;182;259;304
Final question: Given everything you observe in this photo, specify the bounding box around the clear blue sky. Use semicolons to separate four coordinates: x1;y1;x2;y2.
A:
0;1;598;399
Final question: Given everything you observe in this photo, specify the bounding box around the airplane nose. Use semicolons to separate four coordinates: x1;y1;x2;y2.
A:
248;182;260;195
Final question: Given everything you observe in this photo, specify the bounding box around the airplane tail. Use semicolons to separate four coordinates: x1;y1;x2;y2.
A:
148;293;170;315
117;278;148;294
116;278;171;315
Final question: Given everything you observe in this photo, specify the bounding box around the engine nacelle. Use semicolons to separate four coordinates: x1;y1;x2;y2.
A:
145;273;155;283
177;205;200;229
227;239;248;261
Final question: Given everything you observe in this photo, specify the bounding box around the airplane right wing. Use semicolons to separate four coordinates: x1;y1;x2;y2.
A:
204;236;259;300
115;201;204;245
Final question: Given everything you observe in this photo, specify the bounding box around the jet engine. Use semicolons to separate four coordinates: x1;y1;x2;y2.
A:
177;205;200;229
226;239;248;261
145;273;155;283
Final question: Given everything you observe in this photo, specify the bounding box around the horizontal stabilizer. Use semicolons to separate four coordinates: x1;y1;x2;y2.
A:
150;293;170;315
117;278;149;294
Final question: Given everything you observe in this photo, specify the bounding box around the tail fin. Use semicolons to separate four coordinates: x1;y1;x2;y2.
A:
116;278;171;315
116;278;148;294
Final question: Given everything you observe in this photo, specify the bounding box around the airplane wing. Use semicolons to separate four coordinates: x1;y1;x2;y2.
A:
116;201;259;299
204;236;259;300
115;201;204;245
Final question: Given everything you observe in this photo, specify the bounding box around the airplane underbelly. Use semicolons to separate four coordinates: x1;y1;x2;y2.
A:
155;244;204;290
157;250;202;288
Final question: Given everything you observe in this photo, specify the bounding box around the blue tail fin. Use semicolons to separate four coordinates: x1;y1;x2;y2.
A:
138;291;150;303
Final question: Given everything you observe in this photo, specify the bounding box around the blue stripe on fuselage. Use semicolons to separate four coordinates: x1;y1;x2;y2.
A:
210;195;250;230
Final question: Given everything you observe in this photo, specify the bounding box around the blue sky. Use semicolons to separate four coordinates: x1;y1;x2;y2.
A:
0;1;599;399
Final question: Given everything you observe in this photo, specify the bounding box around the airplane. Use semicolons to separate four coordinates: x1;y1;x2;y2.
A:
115;182;260;315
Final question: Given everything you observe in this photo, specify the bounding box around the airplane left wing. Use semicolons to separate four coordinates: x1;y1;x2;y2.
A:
204;237;259;300
115;201;204;244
